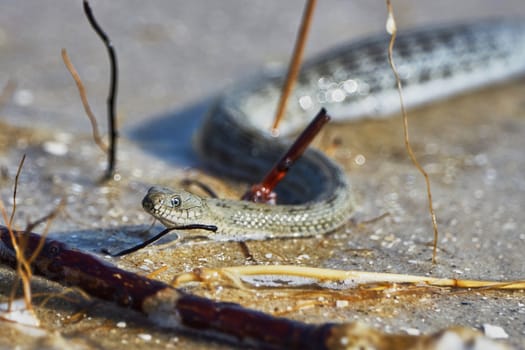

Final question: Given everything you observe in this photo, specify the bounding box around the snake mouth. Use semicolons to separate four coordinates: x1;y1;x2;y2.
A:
142;186;168;212
142;194;154;211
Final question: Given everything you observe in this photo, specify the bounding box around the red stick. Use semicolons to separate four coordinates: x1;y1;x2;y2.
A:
242;108;330;203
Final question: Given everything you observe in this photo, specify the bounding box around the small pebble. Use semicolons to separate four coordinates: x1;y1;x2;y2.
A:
335;300;349;308
43;141;68;156
139;264;152;272
403;327;421;336
138;333;152;341
14;89;34;106
116;321;126;328
482;324;509;339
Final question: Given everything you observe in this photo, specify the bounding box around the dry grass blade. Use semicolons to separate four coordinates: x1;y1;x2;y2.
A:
0;155;33;310
171;265;525;291
36;287;92;310
0;155;64;314
271;0;317;134
385;0;440;263
62;48;107;153
26;198;65;263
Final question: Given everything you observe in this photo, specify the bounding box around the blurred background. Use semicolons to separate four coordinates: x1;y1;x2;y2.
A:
1;1;524;133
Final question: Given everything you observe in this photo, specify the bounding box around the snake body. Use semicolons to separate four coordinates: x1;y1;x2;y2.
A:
143;19;525;241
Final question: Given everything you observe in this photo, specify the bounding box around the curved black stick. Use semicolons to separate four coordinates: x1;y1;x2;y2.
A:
83;0;119;181
103;224;218;257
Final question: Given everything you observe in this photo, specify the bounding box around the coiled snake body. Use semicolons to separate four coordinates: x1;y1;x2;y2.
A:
142;19;525;241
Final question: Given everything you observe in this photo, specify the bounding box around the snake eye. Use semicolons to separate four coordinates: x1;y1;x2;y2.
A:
170;196;181;207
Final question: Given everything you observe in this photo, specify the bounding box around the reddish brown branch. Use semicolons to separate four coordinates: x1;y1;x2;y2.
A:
0;227;166;310
243;108;330;203
175;292;333;349
0;226;330;349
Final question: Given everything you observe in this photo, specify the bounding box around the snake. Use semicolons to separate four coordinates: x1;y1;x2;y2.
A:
142;19;525;241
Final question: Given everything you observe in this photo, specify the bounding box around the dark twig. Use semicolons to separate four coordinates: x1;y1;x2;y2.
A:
237;241;257;263
271;0;317;134
103;224;218;257
83;0;119;181
243;108;330;203
8;154;25;228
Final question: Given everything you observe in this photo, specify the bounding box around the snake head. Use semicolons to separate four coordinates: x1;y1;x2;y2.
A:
142;186;205;227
